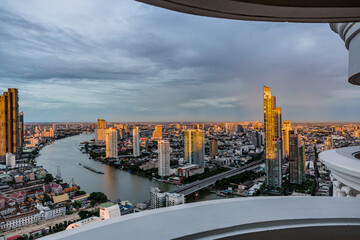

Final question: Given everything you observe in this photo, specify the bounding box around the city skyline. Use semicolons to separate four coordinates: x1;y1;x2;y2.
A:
1;0;360;122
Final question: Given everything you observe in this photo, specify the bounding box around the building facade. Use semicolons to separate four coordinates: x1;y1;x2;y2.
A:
106;128;118;158
183;129;205;167
133;127;140;157
209;139;218;157
264;85;282;188
282;120;292;158
95;118;107;142
0;88;21;163
289;131;305;184
158;140;170;177
152;125;162;140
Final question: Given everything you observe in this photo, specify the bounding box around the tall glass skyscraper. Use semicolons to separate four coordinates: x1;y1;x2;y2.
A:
264;85;282;188
183;129;205;167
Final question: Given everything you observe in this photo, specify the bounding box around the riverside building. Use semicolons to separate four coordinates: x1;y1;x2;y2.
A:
106;128;118;158
158;140;170;177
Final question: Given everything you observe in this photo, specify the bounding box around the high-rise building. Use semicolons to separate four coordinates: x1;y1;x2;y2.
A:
183;129;205;167
209;139;218;157
114;124;124;140
264;85;283;188
96;119;107;142
282;120;292;159
152;125;162;140
19;111;24;154
289;131;305;184
0;88;20;162
106;128;118;158
97;119;107;129
133;127;140;157
158;140;170;177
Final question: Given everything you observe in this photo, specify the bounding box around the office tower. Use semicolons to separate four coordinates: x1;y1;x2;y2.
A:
152;125;163;140
183;129;205;167
289;131;305;184
282;120;292;159
209;139;218;157
19;111;24;153
106;128;118;158
133;127;140;157
96;118;107;142
158;140;170;177
264;85;283;188
176;124;181;130
0;88;20;163
220;123;224;129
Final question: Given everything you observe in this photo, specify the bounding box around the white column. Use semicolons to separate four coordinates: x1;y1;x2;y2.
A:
330;23;360;85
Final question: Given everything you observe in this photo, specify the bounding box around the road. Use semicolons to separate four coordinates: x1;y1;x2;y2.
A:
172;159;264;196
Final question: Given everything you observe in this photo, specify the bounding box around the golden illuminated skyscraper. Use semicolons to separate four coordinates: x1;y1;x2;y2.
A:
96;118;107;142
97;119;107;129
152;125;162;140
0;88;20;163
264;85;282;188
282;120;292;159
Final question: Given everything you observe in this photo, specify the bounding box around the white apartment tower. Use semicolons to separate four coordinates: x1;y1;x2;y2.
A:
158;140;170;177
133;127;140;157
106;128;118;158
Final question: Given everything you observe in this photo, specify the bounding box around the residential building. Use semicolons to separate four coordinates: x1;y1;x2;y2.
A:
150;187;185;209
106;128;118;158
0;88;20;163
152;125;162;140
158;140;170;177
133;127;140;157
96;118;107;142
6;153;16;168
282;120;292;158
289;131;305;184
99;203;121;219
209;139;218;157
183;129;205;167
264;85;282;188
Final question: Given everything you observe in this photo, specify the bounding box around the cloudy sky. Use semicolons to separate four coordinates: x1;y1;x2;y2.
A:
0;0;359;122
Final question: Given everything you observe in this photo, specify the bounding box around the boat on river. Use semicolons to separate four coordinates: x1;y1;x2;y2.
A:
83;165;104;174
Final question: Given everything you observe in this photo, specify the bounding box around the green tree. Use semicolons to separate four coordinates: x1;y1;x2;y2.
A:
44;173;54;183
89;192;108;203
73;200;82;209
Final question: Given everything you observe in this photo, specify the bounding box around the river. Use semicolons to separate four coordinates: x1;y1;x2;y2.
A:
36;133;222;204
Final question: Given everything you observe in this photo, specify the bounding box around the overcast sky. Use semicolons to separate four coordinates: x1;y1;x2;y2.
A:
0;0;359;122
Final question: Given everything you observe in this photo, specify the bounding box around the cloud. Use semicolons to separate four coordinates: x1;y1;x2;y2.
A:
0;0;359;122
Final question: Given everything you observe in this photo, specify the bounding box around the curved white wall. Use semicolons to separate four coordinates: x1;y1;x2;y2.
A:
330;23;360;85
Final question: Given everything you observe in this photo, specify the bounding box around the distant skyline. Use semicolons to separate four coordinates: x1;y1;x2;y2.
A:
1;0;359;122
